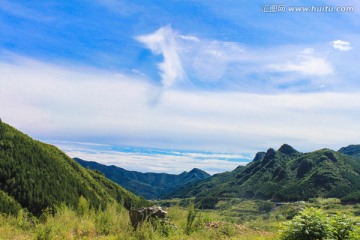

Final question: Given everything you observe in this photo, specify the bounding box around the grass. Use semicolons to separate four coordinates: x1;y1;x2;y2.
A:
1;197;360;239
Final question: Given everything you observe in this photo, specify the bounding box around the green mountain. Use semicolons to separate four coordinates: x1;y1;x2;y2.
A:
168;144;360;206
166;165;246;199
0;120;148;216
339;145;360;160
74;158;210;199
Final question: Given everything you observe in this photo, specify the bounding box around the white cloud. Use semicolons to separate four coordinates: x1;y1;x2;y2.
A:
268;55;334;76
136;27;359;91
137;26;185;88
173;31;341;89
191;41;244;82
302;48;314;54
50;141;249;174
1;55;360;164
331;40;352;51
179;35;199;42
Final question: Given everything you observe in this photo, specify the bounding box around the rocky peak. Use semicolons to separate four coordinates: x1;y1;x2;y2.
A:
278;144;298;155
253;152;265;162
264;148;276;160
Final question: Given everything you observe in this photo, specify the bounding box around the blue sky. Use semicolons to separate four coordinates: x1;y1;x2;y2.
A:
0;0;360;173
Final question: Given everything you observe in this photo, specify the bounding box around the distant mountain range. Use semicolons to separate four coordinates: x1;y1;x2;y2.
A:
0;120;148;216
168;144;360;208
2;118;360;217
74;158;210;199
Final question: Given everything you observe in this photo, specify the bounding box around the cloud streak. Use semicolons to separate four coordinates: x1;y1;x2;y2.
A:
0;1;53;22
137;26;185;88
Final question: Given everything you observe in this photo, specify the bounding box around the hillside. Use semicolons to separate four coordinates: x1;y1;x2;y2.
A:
168;144;360;205
0;120;148;216
166;165;246;199
75;158;210;199
339;144;360;160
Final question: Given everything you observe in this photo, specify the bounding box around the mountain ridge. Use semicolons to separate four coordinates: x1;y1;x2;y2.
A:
74;158;210;199
168;144;360;207
339;145;360;160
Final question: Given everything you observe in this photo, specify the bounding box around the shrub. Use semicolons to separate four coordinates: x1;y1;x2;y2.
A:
95;209;112;235
342;191;360;203
330;213;357;240
0;190;22;216
185;202;197;235
281;207;359;240
281;208;332;240
218;222;238;237
76;196;90;216
257;201;274;213
195;196;219;209
36;224;53;240
15;209;33;231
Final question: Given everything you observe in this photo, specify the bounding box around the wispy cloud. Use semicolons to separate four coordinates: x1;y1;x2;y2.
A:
96;0;142;16
136;27;357;92
0;1;53;22
137;26;186;88
331;40;352;51
268;55;334;77
179;35;199;42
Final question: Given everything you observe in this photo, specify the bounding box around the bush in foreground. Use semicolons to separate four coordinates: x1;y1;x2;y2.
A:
281;207;359;240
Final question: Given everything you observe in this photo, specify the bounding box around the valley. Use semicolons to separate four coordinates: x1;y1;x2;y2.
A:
1;120;360;239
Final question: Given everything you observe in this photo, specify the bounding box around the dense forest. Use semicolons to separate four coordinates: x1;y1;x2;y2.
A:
0;120;148;216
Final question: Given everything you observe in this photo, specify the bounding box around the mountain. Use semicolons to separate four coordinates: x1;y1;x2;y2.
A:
168;144;360;207
74;158;211;199
0;120;148;216
339;145;360;160
166;165;246;199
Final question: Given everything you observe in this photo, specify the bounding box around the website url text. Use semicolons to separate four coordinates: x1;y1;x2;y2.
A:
262;5;355;13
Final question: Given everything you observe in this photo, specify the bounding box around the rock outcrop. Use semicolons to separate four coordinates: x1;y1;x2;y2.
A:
129;206;168;228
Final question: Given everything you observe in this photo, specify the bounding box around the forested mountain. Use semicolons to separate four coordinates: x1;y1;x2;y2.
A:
0;120;148;216
75;158;210;199
166;165;246;199
168;144;360;207
339;145;360;160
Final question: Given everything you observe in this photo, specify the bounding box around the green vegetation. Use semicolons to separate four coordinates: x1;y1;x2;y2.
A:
0;189;22;215
2;119;360;239
167;166;245;199
169;144;360;204
0;197;279;240
338;145;360;160
2;197;360;239
0;120;148;217
75;158;210;199
185;202;197;235
280;207;359;240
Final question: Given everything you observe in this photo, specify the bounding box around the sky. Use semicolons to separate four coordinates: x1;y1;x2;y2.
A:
0;0;360;174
